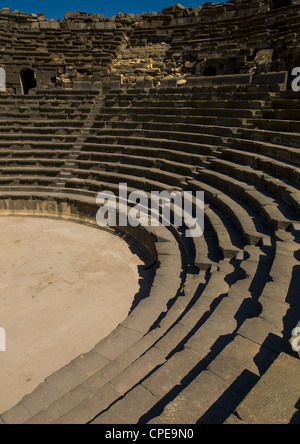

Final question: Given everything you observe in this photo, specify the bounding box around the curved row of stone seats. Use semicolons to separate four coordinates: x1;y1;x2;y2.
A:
101;86;270;122
218;90;300;211
1;28;126;77
66;167;187;193
104;96;270;111
0;93;98;120
225;351;300;424
0;91;102;189
82;136;218;158
221;147;300;184
76;153;200;180
227;136;300;163
249;118;300;133
209;156;300;214
198;166;298;225
128;3;300;79
250;93;300;135
80;85;273;183
98;104;258;120
76;84;300;239
79;143;209;168
71;83;275;201
234;127;300;150
101;90;274;112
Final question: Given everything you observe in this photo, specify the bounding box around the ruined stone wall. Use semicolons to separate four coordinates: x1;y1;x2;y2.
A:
1;0;300;93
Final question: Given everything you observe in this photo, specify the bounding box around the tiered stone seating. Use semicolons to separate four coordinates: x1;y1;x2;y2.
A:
43;29;125;70
0;91;98;189
66;85;267;196
226;352;300;424
2;1;300;91
0;25;126;93
0;77;298;425
125;2;300;82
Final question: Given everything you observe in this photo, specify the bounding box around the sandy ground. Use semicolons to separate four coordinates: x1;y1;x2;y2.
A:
0;217;143;414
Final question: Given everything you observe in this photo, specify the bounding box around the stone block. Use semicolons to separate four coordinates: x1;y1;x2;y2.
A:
135;79;153;89
110;80;121;90
252;71;288;90
235;353;300;424
189;74;252;86
168;78;178;88
73;80;92;91
91;81;102;92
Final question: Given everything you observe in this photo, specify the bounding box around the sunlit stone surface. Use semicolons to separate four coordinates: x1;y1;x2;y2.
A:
0;217;142;414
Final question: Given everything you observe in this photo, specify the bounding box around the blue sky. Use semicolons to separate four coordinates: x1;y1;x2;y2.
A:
2;1;225;20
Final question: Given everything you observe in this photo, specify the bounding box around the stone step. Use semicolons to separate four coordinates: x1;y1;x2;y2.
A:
0;120;86;128
197;168;297;231
82;140;215;158
105;91;273;101
92;121;236;138
4;222;186;423
93;249;277;424
100;106;259;119
69;165;187;190
76;156;198;177
0;134;77;142
208;157;300;216
188;179;265;246
147;337;273;424
0;176;59;188
84;134;223;152
51;268;243;424
105;99;268;110
205;204;242;259
65;174;178;195
0;127;85;136
88;128;227;146
249;118;300;134
73;164;190;188
0;220;184;424
220;148;300;186
237;127;300;149
0;159;64;168
0;141;74;149
96;113;246;128
226;353;300;424
227;137;300;165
